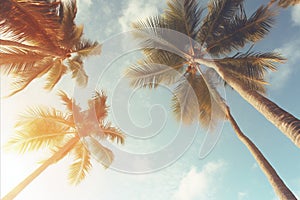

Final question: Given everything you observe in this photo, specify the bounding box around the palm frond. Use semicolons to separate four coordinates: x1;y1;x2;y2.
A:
198;0;244;46
67;57;88;87
0;0;63;52
99;123;125;144
83;136;114;168
6;106;73;153
164;0;204;39
15;106;74;130
0;44;45;74
204;5;276;56
44;59;68;90
73;40;102;57
273;0;300;8
88;90;108;122
126;51;185;88
57;90;73;112
59;0;82;49
68;142;92;185
171;72;223;127
214;52;285;92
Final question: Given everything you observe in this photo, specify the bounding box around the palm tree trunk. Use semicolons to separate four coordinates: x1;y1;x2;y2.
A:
2;136;79;200
195;58;300;148
225;106;297;200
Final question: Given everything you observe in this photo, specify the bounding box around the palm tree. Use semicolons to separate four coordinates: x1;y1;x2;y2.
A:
268;0;300;8
2;91;124;200
0;0;101;96
125;0;300;148
125;0;297;199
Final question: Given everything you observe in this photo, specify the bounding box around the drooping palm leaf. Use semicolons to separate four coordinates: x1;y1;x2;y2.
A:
126;51;186;88
88;91;109;122
99;123;125;144
73;40;102;58
83;136;114;168
68;142;92;185
44;59;68;90
67;57;88;87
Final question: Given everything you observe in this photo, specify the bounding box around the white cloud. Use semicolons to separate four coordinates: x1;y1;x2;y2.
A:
118;0;164;32
269;39;300;90
291;5;300;26
173;161;226;200
238;192;249;200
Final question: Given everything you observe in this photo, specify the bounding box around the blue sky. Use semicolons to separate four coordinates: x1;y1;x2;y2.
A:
1;0;300;199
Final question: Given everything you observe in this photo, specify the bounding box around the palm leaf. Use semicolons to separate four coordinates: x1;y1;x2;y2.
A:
83;136;114;168
214;52;285;92
271;0;300;7
99;123;125;144
164;0;204;38
57;90;74;112
6;106;74;153
126;51;186;88
73;40;102;57
0;45;45;75
0;0;63;53
198;0;244;47
88;90;109;122
68;142;92;185
203;5;276;56
44;59;68;90
67;57;88;87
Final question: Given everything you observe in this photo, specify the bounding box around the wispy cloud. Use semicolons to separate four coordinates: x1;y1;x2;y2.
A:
291;5;300;26
118;0;164;32
173;160;226;200
238;192;249;200
269;39;300;90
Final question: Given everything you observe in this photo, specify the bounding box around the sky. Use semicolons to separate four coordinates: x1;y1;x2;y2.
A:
1;0;300;200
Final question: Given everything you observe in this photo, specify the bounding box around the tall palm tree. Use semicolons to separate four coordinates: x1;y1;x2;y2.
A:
125;0;298;199
126;0;300;148
2;91;124;200
268;0;300;8
0;0;101;96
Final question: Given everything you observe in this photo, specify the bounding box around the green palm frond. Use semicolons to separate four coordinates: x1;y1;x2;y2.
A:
67;57;88;87
0;0;63;52
126;51;186;88
100;123;125;144
164;0;204;38
73;40;102;57
203;5;276;56
68;142;92;185
83;136;114;168
215;52;285;92
88;91;108;122
198;0;244;46
44;59;68;90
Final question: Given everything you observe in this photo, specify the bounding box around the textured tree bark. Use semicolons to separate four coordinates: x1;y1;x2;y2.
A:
195;58;300;148
2;136;79;200
225;106;297;200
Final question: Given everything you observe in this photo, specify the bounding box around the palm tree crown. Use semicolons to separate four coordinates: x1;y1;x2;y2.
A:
5;90;124;185
0;0;101;96
126;0;300;147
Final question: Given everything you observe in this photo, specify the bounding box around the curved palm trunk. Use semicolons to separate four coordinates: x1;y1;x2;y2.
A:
195;58;300;148
2;136;79;200
225;106;297;200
